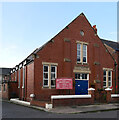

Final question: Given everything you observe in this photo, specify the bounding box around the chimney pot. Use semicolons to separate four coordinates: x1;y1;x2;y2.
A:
93;25;97;34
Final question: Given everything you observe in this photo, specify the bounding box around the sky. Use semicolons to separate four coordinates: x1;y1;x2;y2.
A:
0;1;117;68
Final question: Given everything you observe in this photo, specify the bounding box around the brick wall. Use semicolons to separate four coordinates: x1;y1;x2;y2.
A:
111;97;119;103
32;14;115;101
104;44;119;93
1;82;18;100
2;83;9;99
10;13;117;105
9;82;18;98
26;62;34;101
52;98;93;107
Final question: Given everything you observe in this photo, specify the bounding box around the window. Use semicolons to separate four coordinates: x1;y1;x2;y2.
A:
43;65;49;87
77;44;81;62
77;43;87;63
83;45;87;63
103;70;106;87
43;64;57;88
108;71;112;87
75;73;89;80
103;70;112;87
51;66;57;87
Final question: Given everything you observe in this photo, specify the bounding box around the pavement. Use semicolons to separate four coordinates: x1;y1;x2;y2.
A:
4;98;119;114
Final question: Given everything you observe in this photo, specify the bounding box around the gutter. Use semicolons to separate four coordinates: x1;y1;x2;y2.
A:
114;62;117;93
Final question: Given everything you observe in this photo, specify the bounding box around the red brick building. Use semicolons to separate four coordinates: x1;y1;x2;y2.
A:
10;13;119;106
0;68;18;100
101;39;119;93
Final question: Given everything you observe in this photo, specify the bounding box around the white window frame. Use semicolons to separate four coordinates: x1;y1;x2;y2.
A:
77;44;81;63
51;65;57;87
103;70;106;87
108;71;112;87
83;45;87;63
77;43;87;64
43;65;49;87
103;70;112;88
75;73;89;80
43;63;57;88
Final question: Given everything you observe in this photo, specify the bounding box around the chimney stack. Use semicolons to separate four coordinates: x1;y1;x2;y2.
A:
93;25;97;34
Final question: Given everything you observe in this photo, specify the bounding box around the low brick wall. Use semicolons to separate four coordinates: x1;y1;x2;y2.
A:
30;99;50;108
29;88;95;108
111;94;119;103
51;95;93;107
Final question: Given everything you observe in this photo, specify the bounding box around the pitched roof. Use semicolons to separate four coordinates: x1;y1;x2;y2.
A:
101;39;119;51
12;13;116;70
14;12;87;68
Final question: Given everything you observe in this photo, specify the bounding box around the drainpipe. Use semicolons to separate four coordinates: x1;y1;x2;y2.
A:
23;65;25;100
114;62;117;93
117;51;119;93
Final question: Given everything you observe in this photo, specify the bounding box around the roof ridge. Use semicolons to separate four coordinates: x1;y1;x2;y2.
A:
101;38;118;44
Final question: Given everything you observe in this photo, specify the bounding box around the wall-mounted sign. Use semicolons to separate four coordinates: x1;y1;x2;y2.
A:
56;78;73;89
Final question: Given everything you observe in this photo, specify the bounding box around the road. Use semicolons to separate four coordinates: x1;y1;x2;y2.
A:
1;101;119;119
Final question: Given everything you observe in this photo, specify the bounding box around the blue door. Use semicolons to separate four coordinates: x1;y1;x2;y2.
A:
75;80;88;95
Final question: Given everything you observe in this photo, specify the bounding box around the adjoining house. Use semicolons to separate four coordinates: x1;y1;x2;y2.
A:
0;68;18;99
9;13;119;107
101;39;119;93
0;68;11;97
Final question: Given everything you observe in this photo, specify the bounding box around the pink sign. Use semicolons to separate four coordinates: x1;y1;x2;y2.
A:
56;78;73;89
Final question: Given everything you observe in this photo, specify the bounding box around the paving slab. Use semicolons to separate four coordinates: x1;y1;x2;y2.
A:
49;103;119;113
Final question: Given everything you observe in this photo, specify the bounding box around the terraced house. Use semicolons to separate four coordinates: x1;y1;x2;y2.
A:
8;13;119;107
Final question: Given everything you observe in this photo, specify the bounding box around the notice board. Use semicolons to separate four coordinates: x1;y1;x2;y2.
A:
56;78;73;89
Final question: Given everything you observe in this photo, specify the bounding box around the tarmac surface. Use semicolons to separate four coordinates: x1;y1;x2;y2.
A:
1;100;119;119
9;98;119;114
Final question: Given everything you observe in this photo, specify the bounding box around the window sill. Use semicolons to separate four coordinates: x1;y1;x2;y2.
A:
76;62;82;64
51;86;56;89
42;86;49;88
42;86;56;89
76;62;88;65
